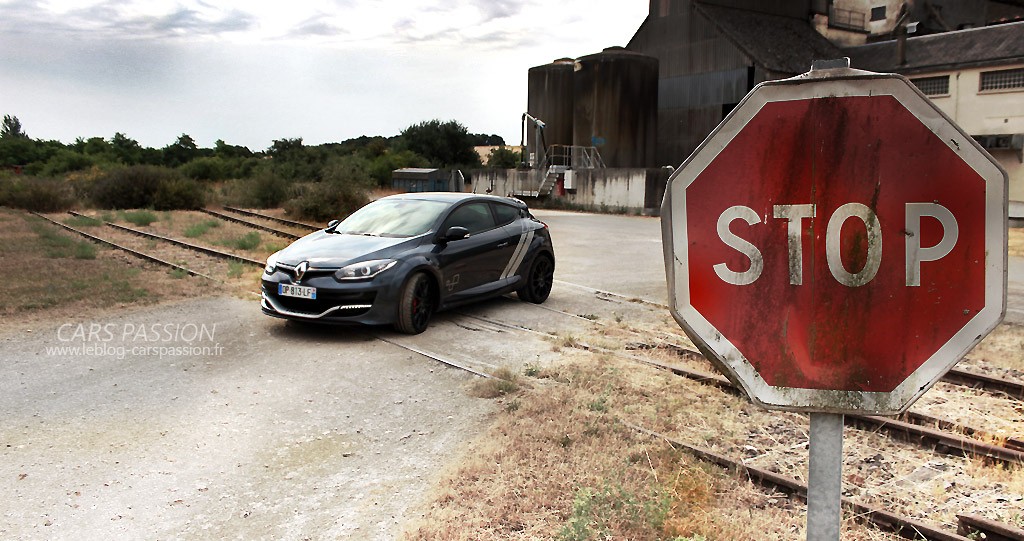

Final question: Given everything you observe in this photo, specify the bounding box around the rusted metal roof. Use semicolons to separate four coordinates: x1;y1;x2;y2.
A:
694;2;844;75
845;21;1024;74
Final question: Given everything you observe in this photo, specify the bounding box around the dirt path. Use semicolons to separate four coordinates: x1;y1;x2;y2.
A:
0;297;493;540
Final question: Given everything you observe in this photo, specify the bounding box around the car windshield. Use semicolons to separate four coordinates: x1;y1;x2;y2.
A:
334;198;449;237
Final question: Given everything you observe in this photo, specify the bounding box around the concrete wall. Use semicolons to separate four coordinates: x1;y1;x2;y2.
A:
470;168;671;215
915;63;1024;201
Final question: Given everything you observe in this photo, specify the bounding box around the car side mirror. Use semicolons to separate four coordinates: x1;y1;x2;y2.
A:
443;226;470;242
326;219;340;232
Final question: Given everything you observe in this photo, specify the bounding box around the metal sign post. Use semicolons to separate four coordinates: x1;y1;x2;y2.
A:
661;58;1007;539
807;413;843;540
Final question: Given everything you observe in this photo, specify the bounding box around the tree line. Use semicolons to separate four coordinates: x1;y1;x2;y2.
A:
0;115;522;219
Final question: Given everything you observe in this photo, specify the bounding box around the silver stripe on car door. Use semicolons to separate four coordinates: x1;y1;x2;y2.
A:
501;229;534;280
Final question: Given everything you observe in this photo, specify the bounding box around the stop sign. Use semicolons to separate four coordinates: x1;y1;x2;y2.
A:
662;65;1008;414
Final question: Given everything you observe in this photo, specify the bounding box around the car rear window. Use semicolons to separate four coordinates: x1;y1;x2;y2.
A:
336;199;449;237
492;203;521;226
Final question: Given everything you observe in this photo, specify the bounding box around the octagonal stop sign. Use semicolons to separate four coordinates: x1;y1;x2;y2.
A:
662;65;1008;414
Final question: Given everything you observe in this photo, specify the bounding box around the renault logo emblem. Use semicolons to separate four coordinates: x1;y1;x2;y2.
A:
294;261;309;283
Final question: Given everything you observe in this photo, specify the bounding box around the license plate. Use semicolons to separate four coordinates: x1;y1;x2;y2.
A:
279;283;316;299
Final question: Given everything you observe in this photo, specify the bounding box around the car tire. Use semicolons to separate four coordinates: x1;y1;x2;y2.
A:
395;272;435;334
517;254;553;304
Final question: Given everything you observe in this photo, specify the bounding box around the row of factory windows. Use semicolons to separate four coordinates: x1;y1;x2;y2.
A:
910;67;1024;97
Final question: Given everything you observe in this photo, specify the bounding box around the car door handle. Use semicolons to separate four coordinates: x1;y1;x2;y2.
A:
497;241;510;248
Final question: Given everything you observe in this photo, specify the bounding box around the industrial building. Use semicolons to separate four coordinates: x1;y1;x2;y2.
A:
478;0;1024;214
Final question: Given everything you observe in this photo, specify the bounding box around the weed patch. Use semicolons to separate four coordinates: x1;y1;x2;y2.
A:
64;215;102;228
227;260;245;279
184;219;221;238
471;367;521;399
123;210;158;226
218;231;261;251
31;222;97;260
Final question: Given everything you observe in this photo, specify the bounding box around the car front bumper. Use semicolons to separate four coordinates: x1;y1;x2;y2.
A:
260;271;403;326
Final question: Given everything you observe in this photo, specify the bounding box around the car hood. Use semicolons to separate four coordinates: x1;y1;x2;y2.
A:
276;230;422;268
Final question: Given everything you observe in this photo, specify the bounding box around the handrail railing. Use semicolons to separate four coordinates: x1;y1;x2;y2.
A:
545;145;606;169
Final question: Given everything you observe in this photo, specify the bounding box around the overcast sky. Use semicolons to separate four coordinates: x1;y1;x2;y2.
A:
0;0;648;151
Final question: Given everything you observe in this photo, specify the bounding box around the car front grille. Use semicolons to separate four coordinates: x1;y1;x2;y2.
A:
265;289;376;317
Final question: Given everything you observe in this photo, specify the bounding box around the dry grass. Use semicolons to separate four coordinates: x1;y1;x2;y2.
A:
404;352;916;540
965;322;1024;374
0;210;213;331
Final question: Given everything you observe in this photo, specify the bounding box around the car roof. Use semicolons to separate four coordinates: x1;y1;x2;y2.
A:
380;192;528;208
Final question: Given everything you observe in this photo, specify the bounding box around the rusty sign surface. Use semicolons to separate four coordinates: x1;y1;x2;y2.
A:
661;66;1008;414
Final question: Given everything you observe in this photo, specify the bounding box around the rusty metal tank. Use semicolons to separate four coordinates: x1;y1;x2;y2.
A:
572;47;658;168
526;58;575;163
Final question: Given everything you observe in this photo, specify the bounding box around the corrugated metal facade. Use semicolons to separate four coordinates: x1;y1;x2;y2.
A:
628;0;815;166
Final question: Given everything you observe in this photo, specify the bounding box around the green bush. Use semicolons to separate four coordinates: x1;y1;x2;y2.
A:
0;176;75;212
283;156;374;221
178;156;230;181
39;149;97;177
90;165;168;209
153;177;204;210
90;165;207;210
249;170;290;208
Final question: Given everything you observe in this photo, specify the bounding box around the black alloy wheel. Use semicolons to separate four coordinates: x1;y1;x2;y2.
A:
396;272;435;334
518;254;553;304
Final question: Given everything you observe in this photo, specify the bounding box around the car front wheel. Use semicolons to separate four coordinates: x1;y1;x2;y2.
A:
395;272;435;334
517;254;553;304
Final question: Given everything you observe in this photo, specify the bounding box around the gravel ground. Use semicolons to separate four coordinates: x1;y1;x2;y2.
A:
0;297;493;540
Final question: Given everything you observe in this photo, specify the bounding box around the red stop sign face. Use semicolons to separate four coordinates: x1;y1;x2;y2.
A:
663;70;1007;414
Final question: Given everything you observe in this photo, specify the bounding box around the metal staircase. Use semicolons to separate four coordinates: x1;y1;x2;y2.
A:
510;145;604;198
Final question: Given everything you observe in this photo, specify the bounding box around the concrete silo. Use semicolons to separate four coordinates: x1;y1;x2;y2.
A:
526;58;575;166
572;47;658;168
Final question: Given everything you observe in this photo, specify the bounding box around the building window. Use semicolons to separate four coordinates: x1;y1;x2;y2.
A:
980;68;1024;92
870;6;886;21
911;75;950;96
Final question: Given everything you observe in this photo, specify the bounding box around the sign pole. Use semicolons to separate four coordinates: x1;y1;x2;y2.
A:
807;413;843;540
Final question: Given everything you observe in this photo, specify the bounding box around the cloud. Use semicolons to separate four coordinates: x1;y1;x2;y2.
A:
470;0;522;21
290;16;347;38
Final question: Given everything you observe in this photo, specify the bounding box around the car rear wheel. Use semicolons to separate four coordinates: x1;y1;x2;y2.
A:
517;254;553;304
395;272;435;334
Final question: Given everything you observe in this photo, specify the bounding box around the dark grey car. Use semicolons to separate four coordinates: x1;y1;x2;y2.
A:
261;192;555;334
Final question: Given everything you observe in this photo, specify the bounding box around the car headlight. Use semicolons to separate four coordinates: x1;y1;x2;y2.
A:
264;251;281;275
335;259;397;280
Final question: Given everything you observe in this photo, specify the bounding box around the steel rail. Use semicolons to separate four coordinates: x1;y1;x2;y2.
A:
198;208;301;240
221;206;320;231
548;278;1024;400
68;211;267;269
624;421;973;541
957;514;1024;541
372;334;492;379
461;304;1024;466
31;212;219;281
643;342;1024;466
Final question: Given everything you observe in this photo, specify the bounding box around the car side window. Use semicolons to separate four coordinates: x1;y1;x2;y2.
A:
492;203;520;227
444;202;497;235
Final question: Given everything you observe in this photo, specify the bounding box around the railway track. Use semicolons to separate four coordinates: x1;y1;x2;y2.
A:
67;210;266;269
220;205;320;231
198;208;301;240
626;422;976;541
460;307;1024;467
29;212;219;281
